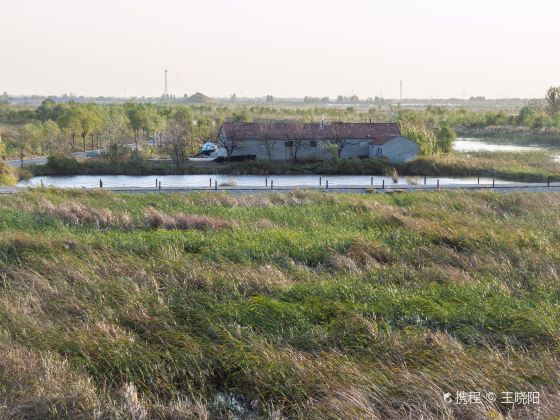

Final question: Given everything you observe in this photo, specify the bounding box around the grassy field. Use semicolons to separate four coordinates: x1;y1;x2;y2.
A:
0;190;559;418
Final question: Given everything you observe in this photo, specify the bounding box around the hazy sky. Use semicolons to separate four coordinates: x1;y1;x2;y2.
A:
1;0;559;99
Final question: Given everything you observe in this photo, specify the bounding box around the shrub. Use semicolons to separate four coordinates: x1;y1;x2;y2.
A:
44;154;80;175
0;162;17;185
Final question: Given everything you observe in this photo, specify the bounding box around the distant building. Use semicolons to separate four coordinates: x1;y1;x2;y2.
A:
217;122;419;163
185;92;212;103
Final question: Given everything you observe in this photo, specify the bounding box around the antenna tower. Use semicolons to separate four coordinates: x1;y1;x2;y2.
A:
163;69;169;98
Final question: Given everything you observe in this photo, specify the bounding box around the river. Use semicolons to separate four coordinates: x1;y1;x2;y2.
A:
18;174;518;189
14;138;557;189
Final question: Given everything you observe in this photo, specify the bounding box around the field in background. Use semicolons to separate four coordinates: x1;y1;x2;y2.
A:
0;190;558;418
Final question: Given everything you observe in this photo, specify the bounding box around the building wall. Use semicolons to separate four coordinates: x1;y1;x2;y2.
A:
220;135;371;161
369;137;420;163
218;129;419;162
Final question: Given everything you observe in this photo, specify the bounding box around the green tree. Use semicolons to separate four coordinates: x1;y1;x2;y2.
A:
545;86;560;117
435;124;456;153
39;120;63;155
76;104;102;152
125;103;145;150
17;122;42;167
399;119;437;156
59;106;81;150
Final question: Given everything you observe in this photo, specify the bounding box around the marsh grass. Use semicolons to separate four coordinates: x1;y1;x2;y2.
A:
0;190;558;418
401;150;560;181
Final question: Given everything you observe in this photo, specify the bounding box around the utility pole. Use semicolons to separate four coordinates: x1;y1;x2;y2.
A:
163;69;169;99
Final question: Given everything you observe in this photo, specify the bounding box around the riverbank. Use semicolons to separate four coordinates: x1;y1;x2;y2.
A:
27;150;560;183
457;126;560;146
401;150;560;182
0;189;558;418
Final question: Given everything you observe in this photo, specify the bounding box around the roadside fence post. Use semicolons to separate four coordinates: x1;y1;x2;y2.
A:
477;176;480;185
319;177;322;186
326;179;329;189
424;176;426;185
548;176;550;187
437;179;440;189
158;181;161;190
215;180;217;190
265;177;268;187
40;180;44;188
382;179;385;189
271;180;273;190
155;178;158;188
99;179;103;188
371;176;374;186
492;178;495;188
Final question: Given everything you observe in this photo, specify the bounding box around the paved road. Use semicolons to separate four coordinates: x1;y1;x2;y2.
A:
5;157;48;167
4;146;141;167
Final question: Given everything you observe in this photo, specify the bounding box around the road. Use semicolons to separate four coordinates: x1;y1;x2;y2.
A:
4;146;139;167
6;156;48;167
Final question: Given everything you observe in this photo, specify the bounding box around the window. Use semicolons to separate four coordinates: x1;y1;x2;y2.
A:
376;147;383;157
360;141;368;148
310;140;317;148
285;141;294;147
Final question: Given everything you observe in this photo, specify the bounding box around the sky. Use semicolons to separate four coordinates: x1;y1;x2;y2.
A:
1;0;559;99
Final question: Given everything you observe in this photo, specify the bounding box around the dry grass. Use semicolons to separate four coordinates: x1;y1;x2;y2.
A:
0;190;558;419
145;208;234;230
38;198;132;228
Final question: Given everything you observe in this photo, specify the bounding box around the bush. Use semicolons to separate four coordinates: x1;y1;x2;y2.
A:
0;162;18;186
44;154;80;175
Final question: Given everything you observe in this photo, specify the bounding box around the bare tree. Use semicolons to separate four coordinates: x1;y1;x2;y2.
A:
164;108;192;169
329;122;349;159
218;127;241;158
287;121;307;162
260;121;279;161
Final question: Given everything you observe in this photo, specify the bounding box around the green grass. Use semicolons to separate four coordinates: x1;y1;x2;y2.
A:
0;190;558;418
402;150;560;181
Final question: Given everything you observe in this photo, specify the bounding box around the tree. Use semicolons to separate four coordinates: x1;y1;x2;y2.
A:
125;103;145;150
232;108;251;122
399;119;437;156
39;120;63;155
17;123;42;167
59;106;81;150
435;124;456;153
84;105;101;151
218;128;241;158
105;106;129;147
545;87;560;117
164;107;192;169
259;121;279;161
286;122;307;162
328;122;349;159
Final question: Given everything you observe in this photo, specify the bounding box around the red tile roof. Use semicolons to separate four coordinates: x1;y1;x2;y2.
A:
221;122;401;141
